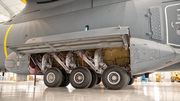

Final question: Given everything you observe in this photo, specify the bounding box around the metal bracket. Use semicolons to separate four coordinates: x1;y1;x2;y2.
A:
145;14;151;18
119;25;122;29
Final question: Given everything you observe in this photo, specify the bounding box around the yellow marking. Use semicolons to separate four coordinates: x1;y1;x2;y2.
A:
20;0;26;4
4;24;13;57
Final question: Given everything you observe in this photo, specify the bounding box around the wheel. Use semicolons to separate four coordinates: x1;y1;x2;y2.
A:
88;69;98;88
102;66;128;90
128;78;134;85
96;77;101;85
59;69;70;87
171;77;175;82
70;67;92;89
44;68;63;87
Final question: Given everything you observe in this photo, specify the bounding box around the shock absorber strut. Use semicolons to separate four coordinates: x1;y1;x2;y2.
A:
74;49;107;74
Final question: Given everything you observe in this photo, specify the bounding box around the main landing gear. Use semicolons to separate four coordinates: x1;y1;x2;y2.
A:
39;49;131;90
44;66;131;90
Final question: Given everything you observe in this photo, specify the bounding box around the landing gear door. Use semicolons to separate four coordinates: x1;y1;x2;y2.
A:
165;3;180;47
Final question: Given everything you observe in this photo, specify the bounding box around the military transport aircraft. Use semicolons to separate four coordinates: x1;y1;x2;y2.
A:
0;0;180;90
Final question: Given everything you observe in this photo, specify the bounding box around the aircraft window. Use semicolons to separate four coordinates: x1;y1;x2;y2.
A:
37;0;59;4
85;25;89;31
177;27;180;35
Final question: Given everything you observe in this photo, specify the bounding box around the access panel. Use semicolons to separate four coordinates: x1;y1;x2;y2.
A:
165;3;180;47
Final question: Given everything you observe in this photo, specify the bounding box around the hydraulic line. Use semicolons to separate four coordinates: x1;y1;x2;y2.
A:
55;54;69;69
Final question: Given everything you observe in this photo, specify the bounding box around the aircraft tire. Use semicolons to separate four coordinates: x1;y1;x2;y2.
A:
88;69;98;88
96;77;101;85
128;78;134;85
44;68;63;87
102;66;128;90
124;75;130;87
59;69;69;87
70;67;92;89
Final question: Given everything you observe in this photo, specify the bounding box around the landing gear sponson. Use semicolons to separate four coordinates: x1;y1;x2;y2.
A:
7;27;131;90
32;48;132;90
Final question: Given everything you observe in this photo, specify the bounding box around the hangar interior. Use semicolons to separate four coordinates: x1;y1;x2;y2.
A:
0;72;178;82
0;0;180;101
0;0;25;23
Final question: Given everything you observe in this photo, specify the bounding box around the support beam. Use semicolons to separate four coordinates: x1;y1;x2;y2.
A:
45;43;57;52
0;0;14;18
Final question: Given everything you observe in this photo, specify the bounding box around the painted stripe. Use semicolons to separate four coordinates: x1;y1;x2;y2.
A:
4;24;13;57
20;0;26;4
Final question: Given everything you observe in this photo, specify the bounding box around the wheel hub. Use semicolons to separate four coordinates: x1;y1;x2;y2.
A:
46;72;56;83
112;75;117;81
74;72;85;84
107;71;120;85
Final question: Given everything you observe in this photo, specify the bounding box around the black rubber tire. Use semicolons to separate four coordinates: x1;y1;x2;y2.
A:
55;68;64;87
96;77;101;85
102;66;128;90
59;69;70;87
128;78;134;85
44;68;63;87
125;75;130;87
70;67;92;89
171;77;175;82
88;69;98;88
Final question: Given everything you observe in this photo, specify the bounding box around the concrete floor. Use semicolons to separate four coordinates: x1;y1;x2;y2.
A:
0;82;180;101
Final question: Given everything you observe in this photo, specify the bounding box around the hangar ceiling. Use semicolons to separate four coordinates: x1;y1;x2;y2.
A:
0;0;26;23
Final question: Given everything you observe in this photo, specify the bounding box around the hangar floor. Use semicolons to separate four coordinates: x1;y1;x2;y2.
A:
0;82;179;101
